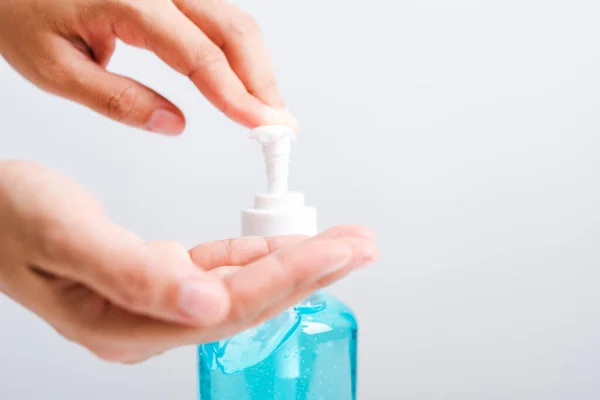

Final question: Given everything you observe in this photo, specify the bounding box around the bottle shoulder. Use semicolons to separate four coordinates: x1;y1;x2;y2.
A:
198;292;357;374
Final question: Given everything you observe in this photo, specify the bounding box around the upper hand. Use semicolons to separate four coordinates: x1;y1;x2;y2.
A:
0;161;377;363
0;0;298;134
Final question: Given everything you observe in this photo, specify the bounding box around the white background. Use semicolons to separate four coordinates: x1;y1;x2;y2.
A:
1;0;600;399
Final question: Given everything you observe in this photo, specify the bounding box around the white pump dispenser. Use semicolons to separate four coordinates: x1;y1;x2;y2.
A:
199;126;359;397
198;125;318;378
242;125;317;237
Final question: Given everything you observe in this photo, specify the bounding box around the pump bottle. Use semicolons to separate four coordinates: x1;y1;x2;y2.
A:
198;126;358;400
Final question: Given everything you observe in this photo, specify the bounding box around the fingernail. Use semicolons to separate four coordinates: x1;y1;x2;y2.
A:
178;280;227;326
147;109;185;135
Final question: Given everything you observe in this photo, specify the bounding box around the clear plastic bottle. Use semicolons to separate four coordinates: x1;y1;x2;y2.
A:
198;291;357;400
197;126;358;399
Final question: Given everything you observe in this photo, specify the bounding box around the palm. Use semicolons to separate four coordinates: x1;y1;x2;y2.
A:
0;161;376;363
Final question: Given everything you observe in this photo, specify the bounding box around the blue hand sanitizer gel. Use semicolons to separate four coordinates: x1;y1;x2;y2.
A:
198;126;358;400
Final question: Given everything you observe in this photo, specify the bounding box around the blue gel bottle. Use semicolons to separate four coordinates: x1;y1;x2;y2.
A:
198;126;358;400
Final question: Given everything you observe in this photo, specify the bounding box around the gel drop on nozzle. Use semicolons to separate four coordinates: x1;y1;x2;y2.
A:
198;126;358;400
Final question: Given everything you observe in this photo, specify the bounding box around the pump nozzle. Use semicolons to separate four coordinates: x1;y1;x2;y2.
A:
250;125;296;195
243;126;316;238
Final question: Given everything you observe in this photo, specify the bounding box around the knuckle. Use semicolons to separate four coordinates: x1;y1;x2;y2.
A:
118;267;152;310
215;90;244;120
106;83;137;122
146;240;189;264
121;0;145;16
109;0;154;19
220;238;235;264
187;43;225;76
37;220;75;262
259;79;278;93
249;79;278;99
228;13;260;39
229;237;269;265
32;57;73;92
162;240;188;255
226;254;290;323
229;301;253;323
107;0;163;48
270;252;297;289
225;284;254;323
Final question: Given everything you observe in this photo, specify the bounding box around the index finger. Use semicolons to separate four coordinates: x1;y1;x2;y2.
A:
188;235;307;271
174;0;285;109
109;1;294;128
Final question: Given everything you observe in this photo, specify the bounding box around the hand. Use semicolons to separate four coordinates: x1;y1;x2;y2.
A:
0;0;298;134
0;161;377;363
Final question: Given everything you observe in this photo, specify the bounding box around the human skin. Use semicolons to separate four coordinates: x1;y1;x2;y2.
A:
0;0;299;134
0;0;378;364
0;160;377;363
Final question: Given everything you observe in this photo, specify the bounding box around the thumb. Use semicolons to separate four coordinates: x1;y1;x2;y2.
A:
52;39;185;135
43;217;230;327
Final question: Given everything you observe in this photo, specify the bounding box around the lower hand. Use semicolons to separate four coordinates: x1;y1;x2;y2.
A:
0;161;377;363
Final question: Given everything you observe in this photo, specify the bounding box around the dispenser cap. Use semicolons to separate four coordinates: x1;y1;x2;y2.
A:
242;126;317;237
